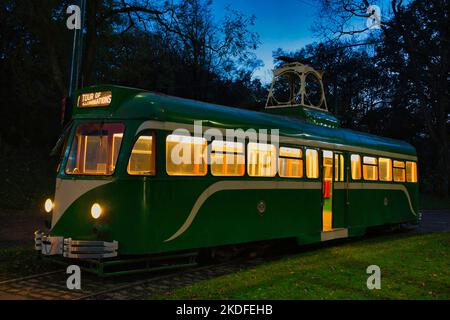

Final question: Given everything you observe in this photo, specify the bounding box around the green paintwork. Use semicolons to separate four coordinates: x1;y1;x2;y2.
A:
265;105;340;128
48;85;419;256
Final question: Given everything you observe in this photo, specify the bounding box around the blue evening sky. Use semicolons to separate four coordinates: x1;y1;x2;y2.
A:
210;0;391;83
210;0;321;82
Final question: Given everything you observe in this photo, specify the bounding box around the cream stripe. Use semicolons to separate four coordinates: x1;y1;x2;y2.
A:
52;178;113;226
165;180;417;242
136;120;418;161
334;182;417;216
164;180;322;242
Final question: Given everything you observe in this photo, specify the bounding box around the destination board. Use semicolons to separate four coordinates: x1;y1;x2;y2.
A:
77;91;112;108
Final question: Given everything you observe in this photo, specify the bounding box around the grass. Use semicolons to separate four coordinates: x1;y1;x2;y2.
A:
420;194;450;211
156;232;450;300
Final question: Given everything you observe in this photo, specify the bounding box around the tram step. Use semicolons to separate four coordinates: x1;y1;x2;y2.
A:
320;228;349;242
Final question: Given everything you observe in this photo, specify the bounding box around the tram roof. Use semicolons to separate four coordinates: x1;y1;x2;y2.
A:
72;85;417;158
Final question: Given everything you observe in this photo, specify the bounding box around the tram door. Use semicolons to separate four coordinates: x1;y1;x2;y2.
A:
322;151;334;232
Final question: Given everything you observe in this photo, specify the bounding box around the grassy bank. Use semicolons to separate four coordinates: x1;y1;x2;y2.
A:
157;232;450;300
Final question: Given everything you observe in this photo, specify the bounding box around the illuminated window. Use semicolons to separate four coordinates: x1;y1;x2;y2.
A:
406;161;418;183
306;149;319;178
351;154;361;180
379;158;392;181
66;123;125;175
211;141;245;176
166;135;207;176
363;156;378;181
128;134;155;175
247;143;277;177
334;154;345;181
279;147;303;178
393;160;406;182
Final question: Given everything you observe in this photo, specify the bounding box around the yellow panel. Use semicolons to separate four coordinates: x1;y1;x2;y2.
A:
128;135;155;175
306;149;319;178
279;147;302;158
334;154;338;181
279;158;303;178
379;158;392;181
393;160;405;168
247;143;276;177
323;210;333;231
166;135;207;176
363;164;378;180
351;154;361;180
393;160;406;181
211;141;245;177
406;161;418;183
393;168;406;182
363;156;377;165
211;140;244;153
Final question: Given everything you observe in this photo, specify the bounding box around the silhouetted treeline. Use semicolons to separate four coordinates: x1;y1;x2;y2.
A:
277;0;449;197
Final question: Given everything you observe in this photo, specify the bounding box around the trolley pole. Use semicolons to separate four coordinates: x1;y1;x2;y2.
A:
63;0;86;126
68;0;86;98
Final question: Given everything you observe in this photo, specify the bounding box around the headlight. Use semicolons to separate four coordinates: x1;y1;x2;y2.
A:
91;203;102;219
44;199;53;213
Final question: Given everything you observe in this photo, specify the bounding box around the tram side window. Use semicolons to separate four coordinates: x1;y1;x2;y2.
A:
351;154;361;180
363;156;378;181
406;161;418;183
166;135;207;176
211;141;245;176
393;160;406;182
66;123;125;175
247;143;277;177
306;149;319;178
334;154;345;181
128;134;156;176
379;158;392;181
279;147;303;178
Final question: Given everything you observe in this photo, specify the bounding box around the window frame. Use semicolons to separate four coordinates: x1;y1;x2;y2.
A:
165;134;208;177
350;154;362;181
362;156;378;181
393;160;406;182
127;131;157;176
333;153;345;182
247;142;277;177
210;140;245;177
305;148;320;179
378;157;393;182
64;122;126;177
406;161;418;183
278;146;304;178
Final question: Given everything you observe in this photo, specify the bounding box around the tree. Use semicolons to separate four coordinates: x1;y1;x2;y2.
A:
0;0;263;209
314;0;449;196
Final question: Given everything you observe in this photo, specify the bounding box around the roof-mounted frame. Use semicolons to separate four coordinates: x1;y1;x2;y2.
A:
265;62;328;111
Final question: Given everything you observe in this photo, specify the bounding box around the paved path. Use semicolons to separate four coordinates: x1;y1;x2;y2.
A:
416;210;450;233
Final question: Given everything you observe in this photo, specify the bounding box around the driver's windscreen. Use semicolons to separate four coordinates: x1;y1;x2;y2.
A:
65;123;125;175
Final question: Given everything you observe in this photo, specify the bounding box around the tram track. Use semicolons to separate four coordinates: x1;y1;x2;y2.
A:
76;258;266;300
0;269;66;286
0;257;267;300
